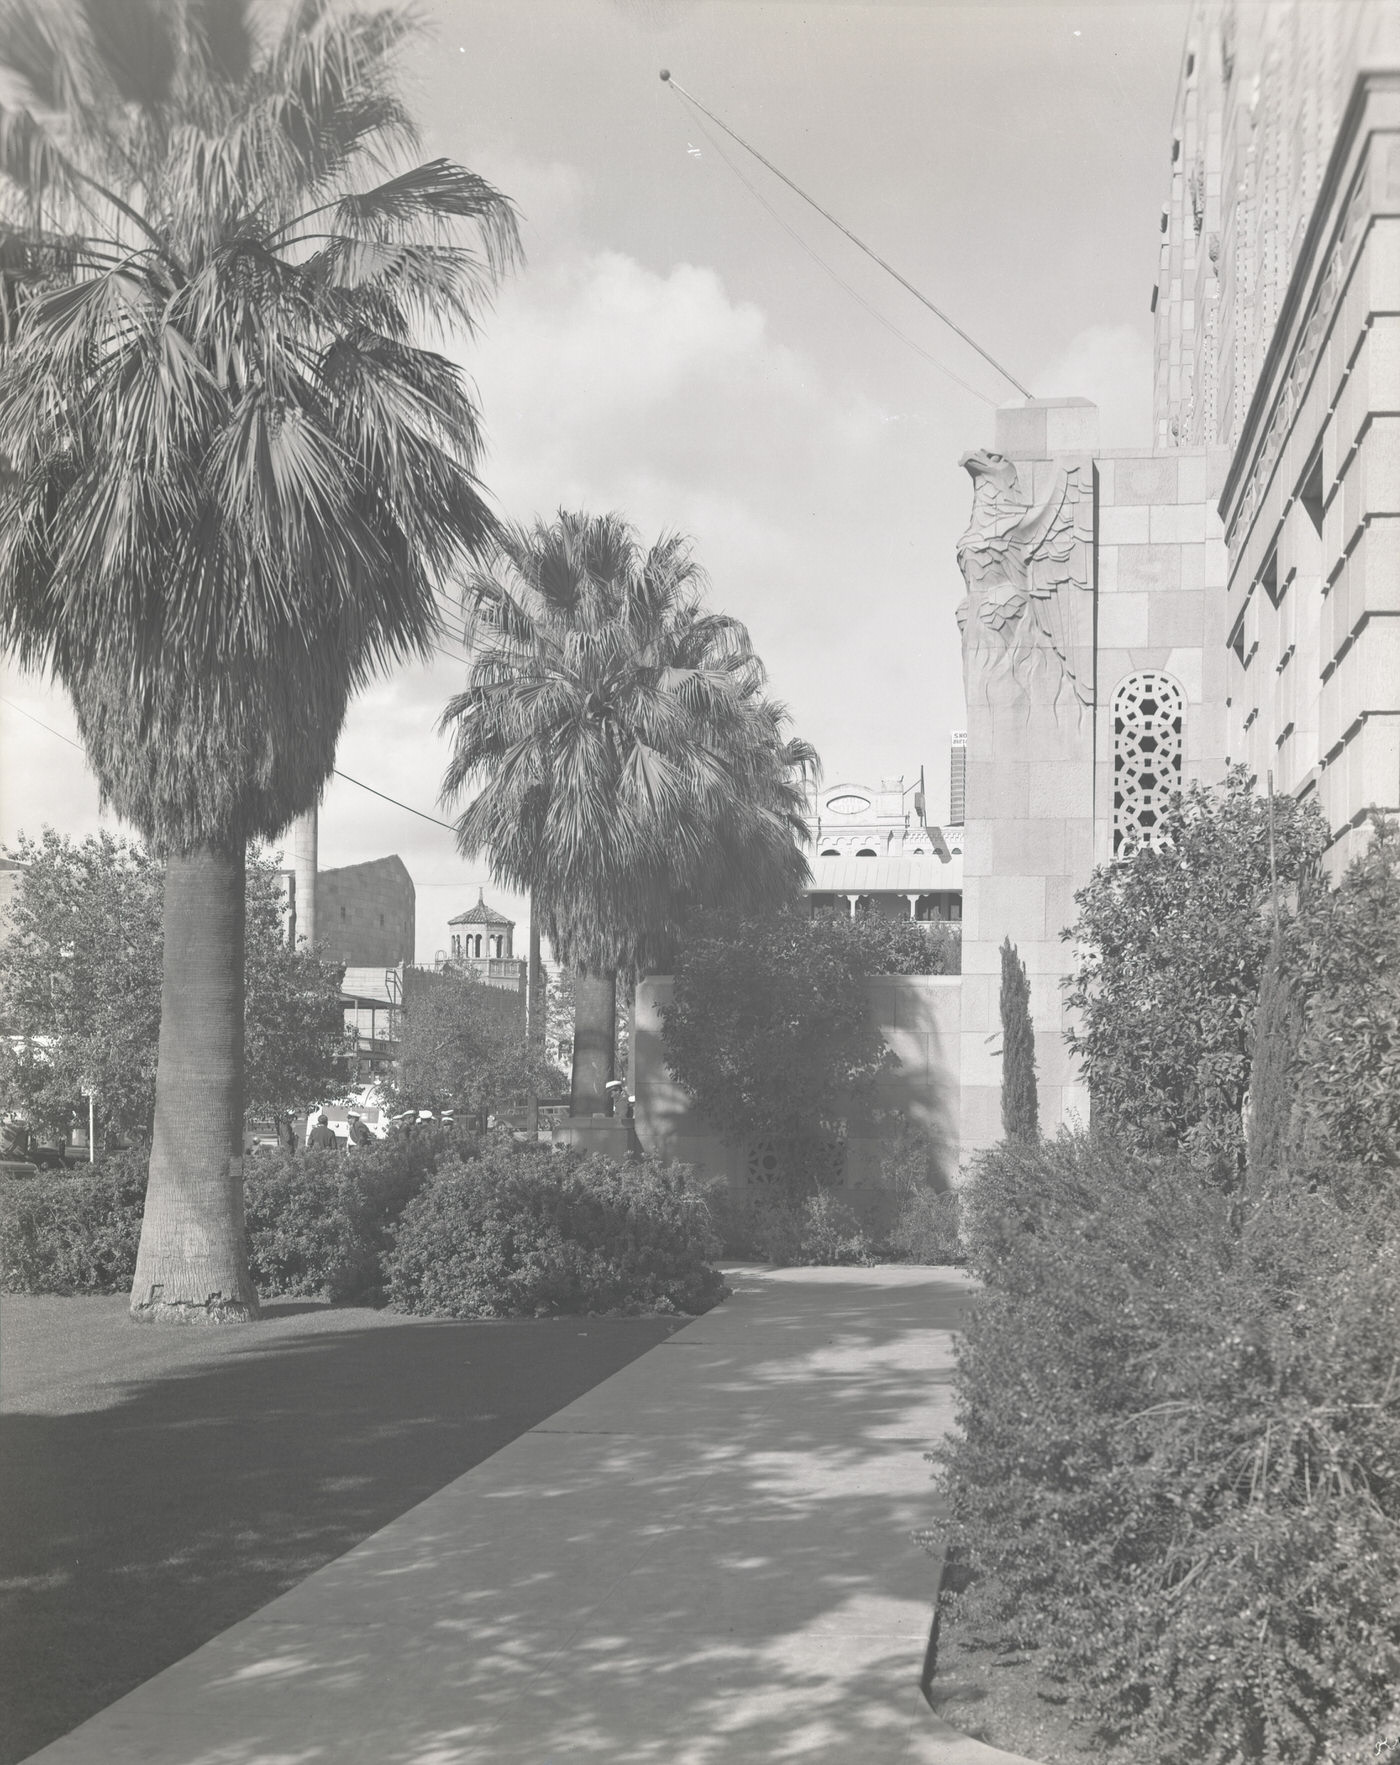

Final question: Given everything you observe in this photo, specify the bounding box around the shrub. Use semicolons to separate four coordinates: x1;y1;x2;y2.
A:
709;1185;877;1266
0;1149;147;1293
1063;768;1327;1180
939;1130;1400;1764
245;1129;456;1304
884;1186;962;1263
386;1138;727;1318
873;1111;963;1263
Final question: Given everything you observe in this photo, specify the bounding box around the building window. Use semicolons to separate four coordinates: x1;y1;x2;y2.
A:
451;935;461;958
855;847;878;858
1113;673;1185;856
819;848;841;857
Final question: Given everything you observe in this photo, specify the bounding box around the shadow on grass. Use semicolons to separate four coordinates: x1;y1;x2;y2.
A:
0;1312;678;1764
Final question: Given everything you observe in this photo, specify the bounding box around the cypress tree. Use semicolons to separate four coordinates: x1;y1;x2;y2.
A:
1246;922;1304;1197
1000;937;1040;1143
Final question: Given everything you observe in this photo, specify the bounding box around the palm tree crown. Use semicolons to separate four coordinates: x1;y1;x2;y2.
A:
0;0;518;849
442;510;817;978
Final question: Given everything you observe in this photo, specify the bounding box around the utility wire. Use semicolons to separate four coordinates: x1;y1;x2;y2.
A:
329;768;460;832
0;695;85;751
1;693;461;835
682;107;993;405
660;70;1032;401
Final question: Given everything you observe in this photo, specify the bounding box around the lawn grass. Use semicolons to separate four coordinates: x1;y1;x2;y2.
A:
0;1293;680;1764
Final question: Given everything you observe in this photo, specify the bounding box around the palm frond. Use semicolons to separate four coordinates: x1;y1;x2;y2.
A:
0;0;519;850
441;510;818;973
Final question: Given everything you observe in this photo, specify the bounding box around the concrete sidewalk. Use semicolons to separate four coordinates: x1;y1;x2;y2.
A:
24;1266;1035;1765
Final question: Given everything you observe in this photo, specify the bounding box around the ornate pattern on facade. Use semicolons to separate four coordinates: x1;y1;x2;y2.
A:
955;449;1094;710
1112;673;1186;855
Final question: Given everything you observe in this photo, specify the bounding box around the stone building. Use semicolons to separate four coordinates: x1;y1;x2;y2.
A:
627;2;1400;1189
956;0;1400;1163
1156;1;1400;870
445;890;528;1000
804;770;963;924
315;855;415;969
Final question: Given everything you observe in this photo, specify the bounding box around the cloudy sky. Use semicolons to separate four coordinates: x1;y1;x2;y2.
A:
0;0;1191;960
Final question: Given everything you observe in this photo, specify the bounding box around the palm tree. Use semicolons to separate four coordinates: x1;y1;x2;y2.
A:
442;510;817;1115
0;0;517;1320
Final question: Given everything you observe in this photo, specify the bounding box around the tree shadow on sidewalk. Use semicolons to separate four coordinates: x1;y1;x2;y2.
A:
14;1270;978;1765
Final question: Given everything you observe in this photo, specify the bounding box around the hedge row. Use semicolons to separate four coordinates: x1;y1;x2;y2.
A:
937;1132;1400;1765
0;1133;728;1317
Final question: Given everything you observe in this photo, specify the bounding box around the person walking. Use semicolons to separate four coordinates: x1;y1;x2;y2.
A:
307;1113;340;1152
275;1113;298;1156
347;1114;373;1150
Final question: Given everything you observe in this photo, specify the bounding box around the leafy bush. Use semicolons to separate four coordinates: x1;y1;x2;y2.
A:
708;1186;877;1266
874;1112;963;1263
245;1129;453;1304
844;912;960;976
0;1149;147;1293
939;1130;1400;1764
884;1186;962;1263
386;1138;727;1318
1;1133;450;1303
1064;768;1327;1180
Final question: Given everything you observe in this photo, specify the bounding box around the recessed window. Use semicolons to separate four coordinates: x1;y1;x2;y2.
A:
819;848;841;857
1261;550;1283;608
1299;455;1324;538
855;848;878;858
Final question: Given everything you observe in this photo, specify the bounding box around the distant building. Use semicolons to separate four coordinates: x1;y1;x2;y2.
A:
315;856;415;969
804;770;963;923
444;891;527;1000
948;732;967;827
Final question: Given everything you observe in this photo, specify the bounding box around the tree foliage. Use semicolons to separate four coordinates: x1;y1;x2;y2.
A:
0;830;346;1140
1064;768;1327;1179
1246;921;1304;1191
1292;815;1400;1170
387;969;564;1121
836;911;960;975
661;910;891;1186
0;0;518;851
998;937;1038;1143
443;511;817;979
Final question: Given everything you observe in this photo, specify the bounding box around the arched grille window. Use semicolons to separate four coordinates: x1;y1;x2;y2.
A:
1112;673;1185;856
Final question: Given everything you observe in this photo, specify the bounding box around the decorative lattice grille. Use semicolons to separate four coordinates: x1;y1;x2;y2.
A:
1112;673;1185;856
745;1139;783;1186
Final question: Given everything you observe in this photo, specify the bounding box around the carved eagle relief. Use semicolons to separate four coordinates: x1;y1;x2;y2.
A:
955;449;1094;709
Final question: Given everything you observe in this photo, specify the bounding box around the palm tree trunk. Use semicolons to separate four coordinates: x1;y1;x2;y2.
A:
570;968;616;1116
130;844;259;1323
